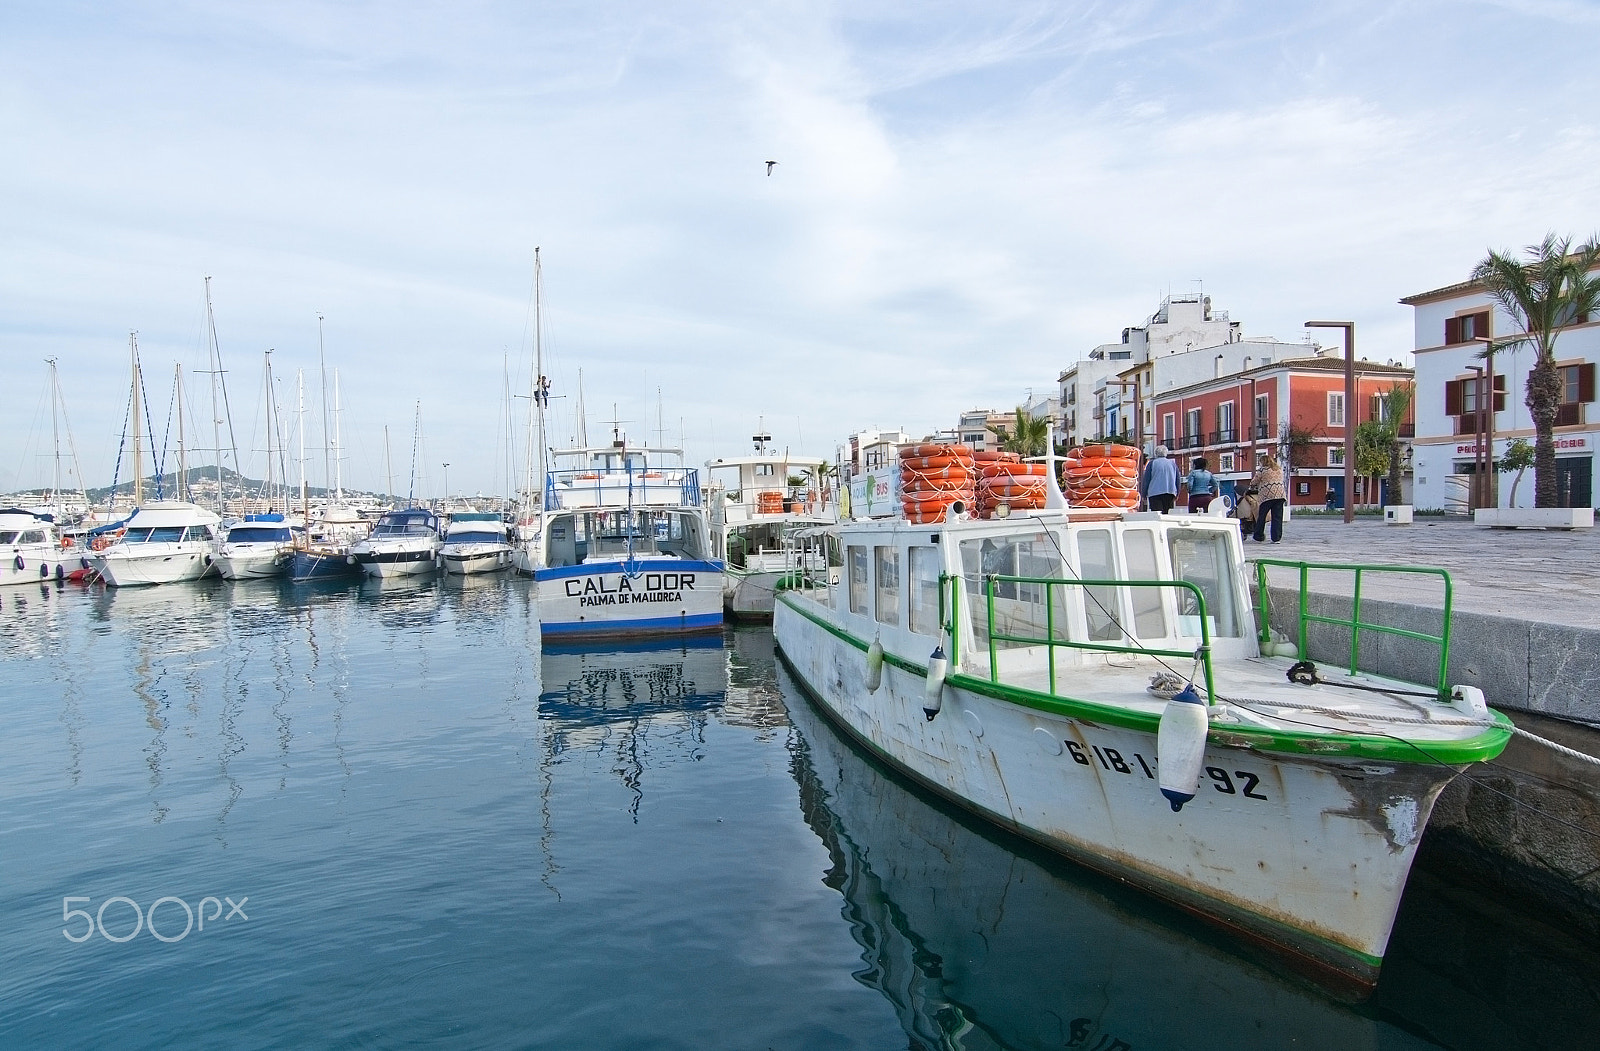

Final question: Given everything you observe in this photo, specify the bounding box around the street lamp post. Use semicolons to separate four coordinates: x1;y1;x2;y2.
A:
1305;321;1357;524
1465;366;1486;510
1471;336;1498;508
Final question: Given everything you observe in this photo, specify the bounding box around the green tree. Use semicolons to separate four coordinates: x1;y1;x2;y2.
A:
1471;233;1600;507
987;407;1051;457
1497;436;1535;507
1353;382;1414;506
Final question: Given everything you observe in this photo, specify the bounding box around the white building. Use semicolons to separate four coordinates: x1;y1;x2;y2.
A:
1401;273;1598;510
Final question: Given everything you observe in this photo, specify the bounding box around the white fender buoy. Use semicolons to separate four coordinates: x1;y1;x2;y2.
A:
1157;683;1209;813
923;645;948;720
865;638;884;693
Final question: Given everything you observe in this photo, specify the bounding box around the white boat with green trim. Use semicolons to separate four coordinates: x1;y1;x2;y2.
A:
771;462;1513;992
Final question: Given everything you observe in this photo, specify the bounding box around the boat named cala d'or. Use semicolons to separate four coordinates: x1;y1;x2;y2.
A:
438;512;513;575
89;501;222;587
706;432;835;621
214;513;295;580
772;441;1513;992
520;429;723;639
350;507;442;578
0;508;82;586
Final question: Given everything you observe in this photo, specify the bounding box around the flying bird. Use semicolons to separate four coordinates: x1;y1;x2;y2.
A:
765;160;778;176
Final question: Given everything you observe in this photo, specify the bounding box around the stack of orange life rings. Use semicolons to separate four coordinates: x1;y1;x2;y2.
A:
899;443;974;524
1064;444;1141;510
757;491;785;514
974;452;1050;516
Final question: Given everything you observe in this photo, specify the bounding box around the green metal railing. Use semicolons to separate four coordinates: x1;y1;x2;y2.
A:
942;573;1218;704
1251;559;1453;701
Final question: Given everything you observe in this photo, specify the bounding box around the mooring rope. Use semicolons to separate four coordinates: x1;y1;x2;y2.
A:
1145;670;1600;768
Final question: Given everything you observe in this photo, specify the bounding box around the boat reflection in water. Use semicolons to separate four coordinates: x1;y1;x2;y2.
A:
783;674;1417;1051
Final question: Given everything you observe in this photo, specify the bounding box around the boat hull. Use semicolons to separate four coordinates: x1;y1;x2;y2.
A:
722;567;788;621
354;548;440;578
2;546;83;586
92;544;216;586
535;559;724;639
440;545;513;575
773;592;1462;990
214;547;286;580
288;549;361;581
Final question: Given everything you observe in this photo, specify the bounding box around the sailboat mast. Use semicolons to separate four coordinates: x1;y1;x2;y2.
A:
408;401;421;505
203;275;239;515
47;358;62;504
297;369;308;521
384;426;394;507
333;368;345;501
131;333;144;506
174;363;188;501
534;247;548;505
317;313;332;500
262;351;275;510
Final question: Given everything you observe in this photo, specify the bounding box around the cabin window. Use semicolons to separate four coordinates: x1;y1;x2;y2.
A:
847;545;869;615
1123;529;1168;639
1168;530;1244;638
1075;529;1123;642
20;530;45;544
874;546;900;626
959;533;1064;649
908;546;941;636
0;531;18;543
182;525;213;542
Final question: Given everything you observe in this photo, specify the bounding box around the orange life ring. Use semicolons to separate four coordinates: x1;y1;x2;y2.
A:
983;481;1047;497
60;536;74;549
979;462;1046;479
900;443;969;460
900;468;975;486
1079;443;1140;462
903;508;953;524
972;450;1020;463
899;453;973;471
903;488;970;504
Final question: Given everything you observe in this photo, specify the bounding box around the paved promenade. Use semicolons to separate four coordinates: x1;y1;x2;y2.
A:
1243;511;1600;629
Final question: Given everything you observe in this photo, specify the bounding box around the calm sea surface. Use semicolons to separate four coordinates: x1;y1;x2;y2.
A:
1;575;1595;1050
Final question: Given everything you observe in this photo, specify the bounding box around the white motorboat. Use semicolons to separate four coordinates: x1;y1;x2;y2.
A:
438;512;512;575
519;429;724;640
0;508;82;586
706;435;835;621
89;501;222;586
350;507;442;578
214;514;295;580
772;444;1513;991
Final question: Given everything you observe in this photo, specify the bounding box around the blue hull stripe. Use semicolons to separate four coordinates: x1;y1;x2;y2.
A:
534;559;723;581
540;612;723;637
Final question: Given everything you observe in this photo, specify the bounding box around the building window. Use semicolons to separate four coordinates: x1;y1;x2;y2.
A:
1327;392;1345;428
1557;362;1597;425
1162;413;1175;444
1444;311;1490;346
1219;452;1235;472
1328;446;1345;467
1216;401;1235;443
1185;408;1202;446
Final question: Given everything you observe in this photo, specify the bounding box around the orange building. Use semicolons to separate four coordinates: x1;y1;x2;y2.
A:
1151;356;1414;507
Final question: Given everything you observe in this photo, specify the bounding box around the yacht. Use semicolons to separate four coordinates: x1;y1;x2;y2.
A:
350;507;442;578
438;512;513;575
214;513;295;580
0;508;79;586
89;501;222;586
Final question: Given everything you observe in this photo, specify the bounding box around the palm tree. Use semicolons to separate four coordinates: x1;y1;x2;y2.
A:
987;408;1051;457
1471;233;1600;507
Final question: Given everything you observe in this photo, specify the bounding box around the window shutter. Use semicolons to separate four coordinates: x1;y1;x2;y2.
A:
1581;363;1596;403
1444;380;1461;416
1472;311;1490;339
1493;374;1506;411
1444;317;1461;345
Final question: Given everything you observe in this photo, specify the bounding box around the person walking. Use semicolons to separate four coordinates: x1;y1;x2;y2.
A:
1250;452;1288;543
1143;445;1179;514
1185;457;1217;513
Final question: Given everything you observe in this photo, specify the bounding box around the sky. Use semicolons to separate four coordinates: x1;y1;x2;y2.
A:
5;0;1600;499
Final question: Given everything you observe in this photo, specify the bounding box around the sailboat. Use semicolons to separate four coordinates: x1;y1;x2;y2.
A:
91;335;222;587
215;350;295;580
4;360;92;586
350;403;441;577
289;320;369;581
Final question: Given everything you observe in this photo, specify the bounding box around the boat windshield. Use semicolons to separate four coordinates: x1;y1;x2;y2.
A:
374;514;436;537
958;532;1067;652
227;526;293;543
447;530;505;544
1167;529;1246;638
123;526;186;543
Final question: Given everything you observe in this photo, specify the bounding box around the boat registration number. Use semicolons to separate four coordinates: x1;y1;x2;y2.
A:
1063;741;1269;800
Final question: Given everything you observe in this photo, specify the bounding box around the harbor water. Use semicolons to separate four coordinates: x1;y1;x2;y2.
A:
1;575;1595;1049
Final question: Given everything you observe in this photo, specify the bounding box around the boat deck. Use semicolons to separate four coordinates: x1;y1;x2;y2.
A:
971;650;1488;744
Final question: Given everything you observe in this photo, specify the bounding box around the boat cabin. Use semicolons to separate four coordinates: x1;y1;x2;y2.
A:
793;510;1259;682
